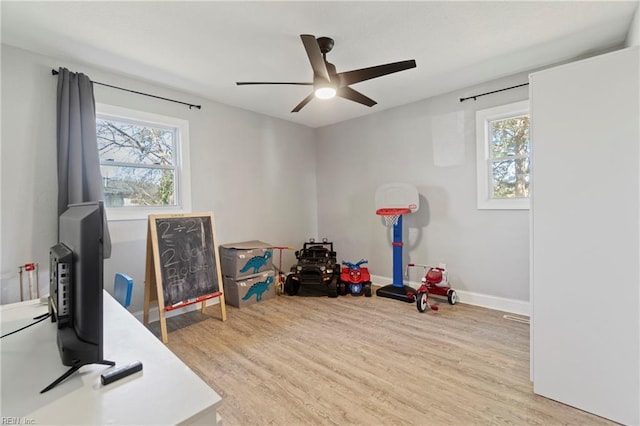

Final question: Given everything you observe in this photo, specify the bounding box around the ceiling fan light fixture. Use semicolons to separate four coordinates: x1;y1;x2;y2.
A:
314;86;336;99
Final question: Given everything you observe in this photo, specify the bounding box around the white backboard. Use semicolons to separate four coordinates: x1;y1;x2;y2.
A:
375;183;419;213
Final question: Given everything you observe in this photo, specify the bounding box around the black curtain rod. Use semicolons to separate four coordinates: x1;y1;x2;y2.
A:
51;69;201;110
459;82;529;103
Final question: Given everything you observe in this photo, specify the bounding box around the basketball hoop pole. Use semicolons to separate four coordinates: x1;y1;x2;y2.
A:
376;210;417;303
392;215;404;287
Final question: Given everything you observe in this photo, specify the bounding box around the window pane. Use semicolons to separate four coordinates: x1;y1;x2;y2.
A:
491;157;530;198
101;165;175;207
97;118;175;165
490;115;530;158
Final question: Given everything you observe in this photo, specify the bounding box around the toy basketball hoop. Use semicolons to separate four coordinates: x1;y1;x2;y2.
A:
376;207;412;227
375;183;420;303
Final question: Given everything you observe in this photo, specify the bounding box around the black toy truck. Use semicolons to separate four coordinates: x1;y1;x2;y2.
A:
284;239;340;297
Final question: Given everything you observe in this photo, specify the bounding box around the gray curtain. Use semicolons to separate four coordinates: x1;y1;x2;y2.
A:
56;67;111;258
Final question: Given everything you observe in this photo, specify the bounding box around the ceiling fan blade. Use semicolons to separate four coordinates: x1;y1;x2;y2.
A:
337;60;417;87
236;82;313;85
300;34;330;82
337;86;377;107
291;93;315;113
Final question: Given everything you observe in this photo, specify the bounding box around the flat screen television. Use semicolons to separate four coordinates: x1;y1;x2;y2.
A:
43;201;113;393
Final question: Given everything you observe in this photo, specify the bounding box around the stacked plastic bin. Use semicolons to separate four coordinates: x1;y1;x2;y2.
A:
219;240;275;308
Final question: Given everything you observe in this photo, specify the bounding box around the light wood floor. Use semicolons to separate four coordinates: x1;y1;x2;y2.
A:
148;291;613;425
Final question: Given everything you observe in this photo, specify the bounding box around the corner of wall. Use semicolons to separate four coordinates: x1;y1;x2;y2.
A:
625;2;640;47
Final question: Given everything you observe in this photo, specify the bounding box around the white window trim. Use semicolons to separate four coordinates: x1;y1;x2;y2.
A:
96;103;192;221
475;100;530;210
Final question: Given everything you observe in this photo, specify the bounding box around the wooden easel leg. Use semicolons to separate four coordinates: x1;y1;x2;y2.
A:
219;293;227;322
159;311;169;344
143;282;151;325
143;224;154;325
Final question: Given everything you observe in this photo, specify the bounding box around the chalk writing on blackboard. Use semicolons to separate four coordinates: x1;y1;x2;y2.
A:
153;215;219;306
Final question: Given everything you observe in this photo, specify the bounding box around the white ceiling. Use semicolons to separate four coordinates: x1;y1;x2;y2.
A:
1;1;637;128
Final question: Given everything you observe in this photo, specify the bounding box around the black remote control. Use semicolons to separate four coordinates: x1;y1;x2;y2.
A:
101;361;143;385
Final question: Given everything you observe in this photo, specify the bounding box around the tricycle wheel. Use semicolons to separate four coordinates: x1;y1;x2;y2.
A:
364;284;372;297
416;292;428;313
447;289;457;305
284;275;299;296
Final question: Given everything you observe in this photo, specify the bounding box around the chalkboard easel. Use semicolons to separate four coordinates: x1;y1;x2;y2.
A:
143;212;227;343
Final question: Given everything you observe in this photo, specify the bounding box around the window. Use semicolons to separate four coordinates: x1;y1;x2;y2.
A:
476;100;530;210
96;104;191;220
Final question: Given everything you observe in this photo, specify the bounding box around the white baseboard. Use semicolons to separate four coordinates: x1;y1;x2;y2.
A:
133;279;530;322
370;274;530;317
133;297;220;324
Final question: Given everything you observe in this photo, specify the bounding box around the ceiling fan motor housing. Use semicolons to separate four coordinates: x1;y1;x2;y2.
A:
316;37;334;54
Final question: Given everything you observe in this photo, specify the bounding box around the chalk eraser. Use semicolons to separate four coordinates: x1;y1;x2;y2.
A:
101;361;143;385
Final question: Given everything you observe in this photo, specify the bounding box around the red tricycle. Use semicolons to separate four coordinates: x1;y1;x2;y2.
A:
406;263;457;313
339;260;372;297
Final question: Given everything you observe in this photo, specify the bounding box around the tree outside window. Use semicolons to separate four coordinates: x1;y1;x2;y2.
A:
489;114;530;199
476;100;530;210
97;118;176;207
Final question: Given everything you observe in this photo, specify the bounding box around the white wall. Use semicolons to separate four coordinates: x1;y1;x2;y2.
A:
625;1;640;47
0;45;318;311
315;73;531;309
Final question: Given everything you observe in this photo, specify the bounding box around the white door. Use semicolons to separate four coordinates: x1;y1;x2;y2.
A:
530;47;639;425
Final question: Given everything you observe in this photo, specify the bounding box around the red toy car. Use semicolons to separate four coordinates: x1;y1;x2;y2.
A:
339;260;372;297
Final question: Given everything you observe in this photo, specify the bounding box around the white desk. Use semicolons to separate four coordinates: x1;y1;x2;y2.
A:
0;291;222;425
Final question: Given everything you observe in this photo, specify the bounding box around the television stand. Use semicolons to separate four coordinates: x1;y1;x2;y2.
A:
41;325;115;393
41;359;115;393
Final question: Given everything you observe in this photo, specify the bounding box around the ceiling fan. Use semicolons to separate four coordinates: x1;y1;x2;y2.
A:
236;34;417;113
